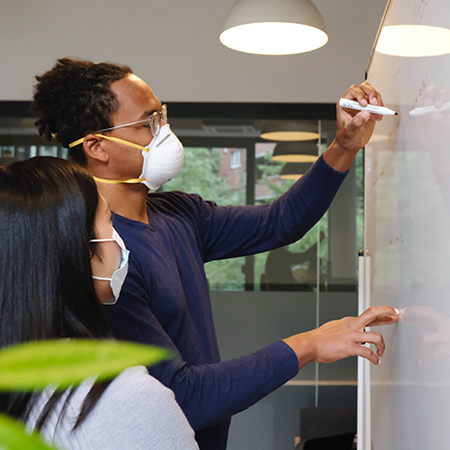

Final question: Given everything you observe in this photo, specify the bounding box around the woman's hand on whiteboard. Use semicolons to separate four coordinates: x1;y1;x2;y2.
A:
324;82;384;172
283;305;399;369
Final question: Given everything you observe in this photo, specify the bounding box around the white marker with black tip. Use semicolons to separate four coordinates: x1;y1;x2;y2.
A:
339;98;398;116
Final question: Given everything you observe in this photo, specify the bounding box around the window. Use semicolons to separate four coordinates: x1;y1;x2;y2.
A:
253;141;328;292
230;149;241;169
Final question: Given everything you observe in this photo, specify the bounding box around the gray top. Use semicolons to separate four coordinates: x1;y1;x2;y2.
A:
27;366;199;450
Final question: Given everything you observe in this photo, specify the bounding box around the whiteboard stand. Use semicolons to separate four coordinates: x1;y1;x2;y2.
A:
357;252;371;450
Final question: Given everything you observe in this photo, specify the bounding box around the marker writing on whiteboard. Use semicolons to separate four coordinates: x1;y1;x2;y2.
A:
409;102;450;116
339;98;398;116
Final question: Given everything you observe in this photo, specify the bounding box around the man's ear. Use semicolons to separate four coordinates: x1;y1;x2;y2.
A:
83;134;109;162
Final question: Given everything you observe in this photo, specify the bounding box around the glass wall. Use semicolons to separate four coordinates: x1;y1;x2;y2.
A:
0;102;363;449
0;104;363;293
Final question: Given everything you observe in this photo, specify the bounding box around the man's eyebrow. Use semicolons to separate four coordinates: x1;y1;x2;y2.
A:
137;109;157;120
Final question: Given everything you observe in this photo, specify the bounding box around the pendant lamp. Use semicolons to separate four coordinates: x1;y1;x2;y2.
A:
220;0;328;55
272;141;318;163
280;162;312;180
260;120;319;141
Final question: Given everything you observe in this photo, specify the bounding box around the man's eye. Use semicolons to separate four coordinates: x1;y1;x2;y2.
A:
143;123;151;129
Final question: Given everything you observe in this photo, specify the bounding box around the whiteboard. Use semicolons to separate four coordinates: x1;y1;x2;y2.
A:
364;0;450;448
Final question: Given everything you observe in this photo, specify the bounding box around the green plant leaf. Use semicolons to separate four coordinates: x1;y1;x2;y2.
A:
0;339;172;391
0;413;58;450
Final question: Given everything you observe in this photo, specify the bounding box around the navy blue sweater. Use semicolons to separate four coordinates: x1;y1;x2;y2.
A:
102;155;347;450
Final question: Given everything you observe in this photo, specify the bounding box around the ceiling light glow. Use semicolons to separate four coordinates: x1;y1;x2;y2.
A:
261;131;320;141
220;22;328;55
273;154;318;163
376;25;450;57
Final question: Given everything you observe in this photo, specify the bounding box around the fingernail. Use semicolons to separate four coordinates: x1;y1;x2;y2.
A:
394;308;400;315
378;359;381;365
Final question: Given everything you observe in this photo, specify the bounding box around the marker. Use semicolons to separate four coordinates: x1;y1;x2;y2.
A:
409;102;450;116
339;98;398;116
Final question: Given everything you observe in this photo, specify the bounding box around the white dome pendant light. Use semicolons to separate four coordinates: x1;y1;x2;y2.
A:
220;0;328;55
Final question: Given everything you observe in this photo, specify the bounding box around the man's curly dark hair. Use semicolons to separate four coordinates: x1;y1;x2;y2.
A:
31;58;132;165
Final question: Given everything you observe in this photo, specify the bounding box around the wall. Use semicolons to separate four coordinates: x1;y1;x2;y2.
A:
211;290;358;450
0;0;387;102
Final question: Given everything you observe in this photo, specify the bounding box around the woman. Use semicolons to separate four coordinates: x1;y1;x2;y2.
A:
0;157;198;450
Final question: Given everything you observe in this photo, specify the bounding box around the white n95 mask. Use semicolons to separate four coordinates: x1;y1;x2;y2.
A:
139;124;184;191
79;124;184;191
90;228;130;305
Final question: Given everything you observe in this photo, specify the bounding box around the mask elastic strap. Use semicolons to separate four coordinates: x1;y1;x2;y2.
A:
69;135;150;185
91;237;119;281
93;176;146;185
69;134;150;152
92;275;112;281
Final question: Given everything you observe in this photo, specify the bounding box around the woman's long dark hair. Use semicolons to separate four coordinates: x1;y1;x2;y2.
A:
0;156;111;429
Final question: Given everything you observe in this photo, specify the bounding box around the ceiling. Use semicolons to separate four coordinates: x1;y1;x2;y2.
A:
0;0;388;104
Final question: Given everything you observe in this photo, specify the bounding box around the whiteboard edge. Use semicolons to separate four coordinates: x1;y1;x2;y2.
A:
365;0;395;78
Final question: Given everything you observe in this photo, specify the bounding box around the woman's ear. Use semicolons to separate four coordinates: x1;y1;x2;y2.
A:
83;134;109;163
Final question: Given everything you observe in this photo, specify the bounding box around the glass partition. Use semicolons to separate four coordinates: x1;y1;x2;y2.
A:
0;101;363;449
0;104;362;294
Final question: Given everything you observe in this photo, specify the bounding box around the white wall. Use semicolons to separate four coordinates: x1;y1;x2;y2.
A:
0;0;387;103
211;290;358;450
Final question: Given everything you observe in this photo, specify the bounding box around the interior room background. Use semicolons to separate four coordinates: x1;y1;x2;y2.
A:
0;1;389;448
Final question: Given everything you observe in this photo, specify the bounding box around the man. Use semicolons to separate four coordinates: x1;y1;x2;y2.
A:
32;58;398;450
